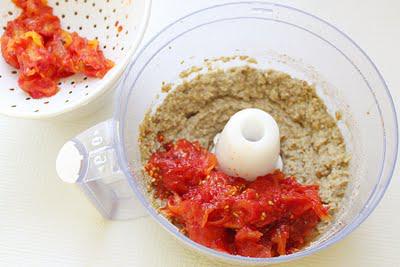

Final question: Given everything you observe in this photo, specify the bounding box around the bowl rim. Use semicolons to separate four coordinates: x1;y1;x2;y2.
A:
0;0;152;119
114;1;399;264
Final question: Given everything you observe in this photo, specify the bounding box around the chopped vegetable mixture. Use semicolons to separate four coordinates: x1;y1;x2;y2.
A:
145;139;329;258
1;0;114;98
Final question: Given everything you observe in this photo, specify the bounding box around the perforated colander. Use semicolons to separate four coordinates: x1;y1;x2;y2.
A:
0;0;151;119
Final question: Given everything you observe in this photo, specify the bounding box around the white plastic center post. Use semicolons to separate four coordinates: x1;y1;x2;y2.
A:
214;108;282;181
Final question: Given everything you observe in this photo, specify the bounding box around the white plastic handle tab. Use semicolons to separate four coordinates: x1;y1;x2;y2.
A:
56;120;147;220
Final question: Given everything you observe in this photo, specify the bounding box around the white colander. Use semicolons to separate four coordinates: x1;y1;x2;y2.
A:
0;0;151;119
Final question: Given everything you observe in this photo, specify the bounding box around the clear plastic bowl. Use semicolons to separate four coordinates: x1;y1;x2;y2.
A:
59;2;398;265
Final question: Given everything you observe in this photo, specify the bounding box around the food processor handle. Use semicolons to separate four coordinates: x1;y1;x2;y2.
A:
56;120;147;220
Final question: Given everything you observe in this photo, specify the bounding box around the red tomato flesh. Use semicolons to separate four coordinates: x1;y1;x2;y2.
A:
145;139;329;258
1;0;114;98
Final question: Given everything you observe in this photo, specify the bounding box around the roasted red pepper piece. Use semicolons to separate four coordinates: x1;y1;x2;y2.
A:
146;139;329;258
1;0;114;98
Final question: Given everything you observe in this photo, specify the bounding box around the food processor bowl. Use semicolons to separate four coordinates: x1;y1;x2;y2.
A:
56;2;398;265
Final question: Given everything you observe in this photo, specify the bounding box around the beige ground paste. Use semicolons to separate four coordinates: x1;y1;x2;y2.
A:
139;66;350;232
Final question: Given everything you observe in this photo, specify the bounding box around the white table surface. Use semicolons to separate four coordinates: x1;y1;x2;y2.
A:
1;0;399;266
